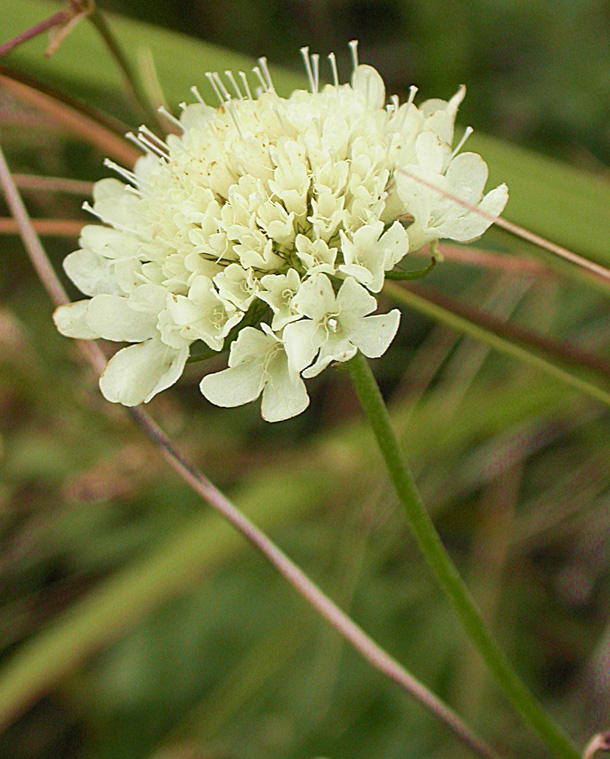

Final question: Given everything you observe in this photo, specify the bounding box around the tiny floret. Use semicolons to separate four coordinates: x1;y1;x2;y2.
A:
54;43;507;421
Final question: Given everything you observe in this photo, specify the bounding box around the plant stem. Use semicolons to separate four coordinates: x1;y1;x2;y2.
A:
87;9;162;129
346;351;580;759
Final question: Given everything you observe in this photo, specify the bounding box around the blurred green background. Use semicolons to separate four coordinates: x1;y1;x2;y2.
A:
103;0;610;167
1;2;610;759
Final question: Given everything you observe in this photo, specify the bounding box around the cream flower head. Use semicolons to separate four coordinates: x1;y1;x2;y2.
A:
54;42;508;421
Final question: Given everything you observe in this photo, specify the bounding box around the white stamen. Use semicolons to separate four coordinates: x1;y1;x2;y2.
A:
212;72;231;101
190;85;206;105
225;99;244;138
157;106;184;131
406;85;418;107
127;132;168;160
252;66;268;93
204;73;225;104
126;132;157;158
300;47;315;93
239;71;253;100
139;125;169;154
258;56;274;91
389;94;400;114
348;40;359;71
312;53;320;93
104;159;138;185
224;70;244;99
272;105;287;132
450;126;473;161
328;52;339;86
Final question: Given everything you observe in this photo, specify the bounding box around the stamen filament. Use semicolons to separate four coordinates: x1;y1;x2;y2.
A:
300;47;316;93
328;52;339;86
204;73;225;104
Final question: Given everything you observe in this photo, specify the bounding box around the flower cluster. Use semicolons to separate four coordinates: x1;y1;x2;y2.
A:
54;43;507;421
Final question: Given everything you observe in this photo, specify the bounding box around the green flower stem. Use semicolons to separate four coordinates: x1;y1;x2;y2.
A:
88;8;161;129
346;351;580;759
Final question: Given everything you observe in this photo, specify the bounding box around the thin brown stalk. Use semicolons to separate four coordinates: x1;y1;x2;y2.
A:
44;4;90;58
405;282;610;380
0;9;72;57
437;244;550;275
0;141;502;759
398;167;610;286
0;70;139;166
0;218;84;237
12;174;94;195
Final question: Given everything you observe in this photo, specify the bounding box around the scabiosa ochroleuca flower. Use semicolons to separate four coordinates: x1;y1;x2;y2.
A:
54;42;508;421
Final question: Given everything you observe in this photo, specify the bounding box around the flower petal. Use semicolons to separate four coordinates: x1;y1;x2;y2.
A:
292;273;336;321
283;319;321;373
302;336;356;378
379;221;409;270
351;64;386;110
260;355;310;422
85;294;158;342
99;339;188;406
53;300;97;339
336;276;378;321
200;362;264;407
435;184;508;242
64;249;119;296
350;309;401;358
446;152;488;203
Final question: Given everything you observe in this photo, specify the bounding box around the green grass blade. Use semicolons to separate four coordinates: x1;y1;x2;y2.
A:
386;281;610;409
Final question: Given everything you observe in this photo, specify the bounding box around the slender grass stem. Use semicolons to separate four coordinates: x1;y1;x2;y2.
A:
346;351;580;759
88;9;162;129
